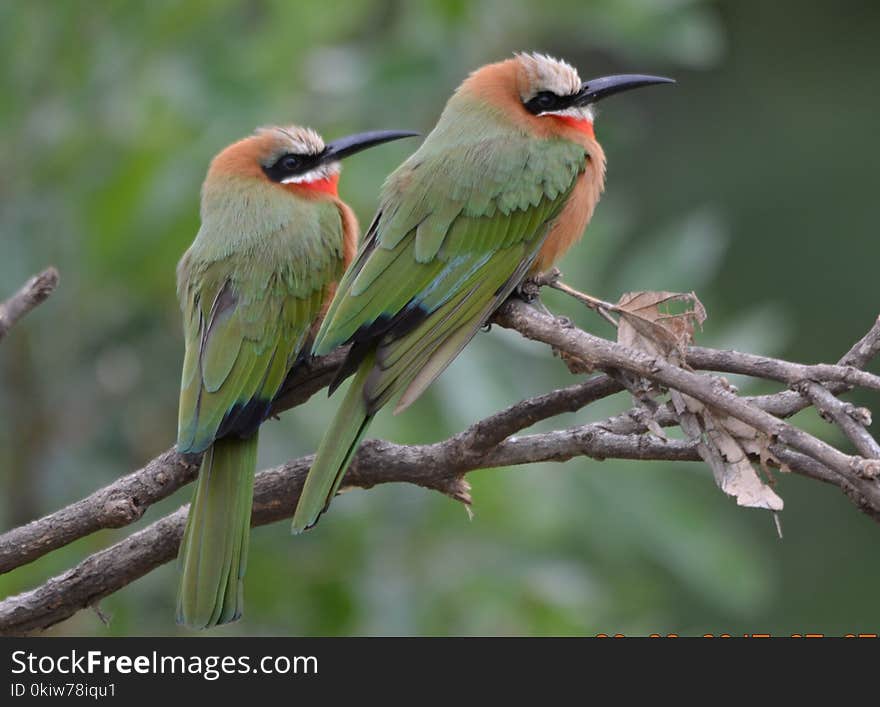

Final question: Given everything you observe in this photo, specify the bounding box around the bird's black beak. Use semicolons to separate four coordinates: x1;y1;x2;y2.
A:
320;130;419;164
575;74;675;106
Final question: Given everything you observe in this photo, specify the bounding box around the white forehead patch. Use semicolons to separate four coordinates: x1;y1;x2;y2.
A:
516;52;581;101
256;125;325;156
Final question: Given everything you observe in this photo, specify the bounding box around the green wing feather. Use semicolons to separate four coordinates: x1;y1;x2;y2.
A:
176;190;345;625
293;126;587;533
312;131;586;412
177;197;345;453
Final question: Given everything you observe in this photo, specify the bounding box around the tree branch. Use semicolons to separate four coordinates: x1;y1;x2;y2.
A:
0;296;878;634
0;348;351;576
739;314;880;419
495;299;880;480
0;424;726;635
0;267;59;342
687;346;880;393
796;381;880;459
0;450;200;575
0;373;624;576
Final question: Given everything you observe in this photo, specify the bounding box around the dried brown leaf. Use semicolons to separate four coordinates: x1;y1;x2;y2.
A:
671;391;783;512
615;291;707;360
611;290;781;511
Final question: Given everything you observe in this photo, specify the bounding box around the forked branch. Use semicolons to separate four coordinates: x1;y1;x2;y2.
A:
0;283;877;635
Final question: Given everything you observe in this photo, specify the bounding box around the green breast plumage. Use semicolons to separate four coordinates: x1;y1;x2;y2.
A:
177;182;345;454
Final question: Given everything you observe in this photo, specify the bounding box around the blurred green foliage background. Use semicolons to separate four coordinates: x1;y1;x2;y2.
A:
1;0;878;636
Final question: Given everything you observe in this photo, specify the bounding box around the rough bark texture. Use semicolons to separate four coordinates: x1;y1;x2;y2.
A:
0;286;878;635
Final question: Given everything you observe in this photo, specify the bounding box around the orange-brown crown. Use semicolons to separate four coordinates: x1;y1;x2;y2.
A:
206;126;326;182
455;53;598;144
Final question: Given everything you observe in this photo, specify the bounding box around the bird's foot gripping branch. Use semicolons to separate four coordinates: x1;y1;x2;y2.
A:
0;274;879;634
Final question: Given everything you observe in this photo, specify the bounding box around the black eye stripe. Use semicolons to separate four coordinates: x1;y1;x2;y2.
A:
262;152;322;183
524;90;574;115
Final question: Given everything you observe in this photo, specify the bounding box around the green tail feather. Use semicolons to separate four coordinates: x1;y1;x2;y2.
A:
292;355;375;534
176;433;258;629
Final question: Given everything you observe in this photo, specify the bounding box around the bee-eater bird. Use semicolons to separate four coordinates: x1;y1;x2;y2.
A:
175;124;416;628
292;53;673;532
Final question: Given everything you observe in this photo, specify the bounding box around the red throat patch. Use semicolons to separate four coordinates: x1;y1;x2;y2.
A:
551;115;595;139
287;172;340;196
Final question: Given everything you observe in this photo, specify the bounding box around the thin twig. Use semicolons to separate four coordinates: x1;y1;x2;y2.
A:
529;268;619;327
0;267;59;342
688;346;880;393
458;374;622;451
796;381;880;459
